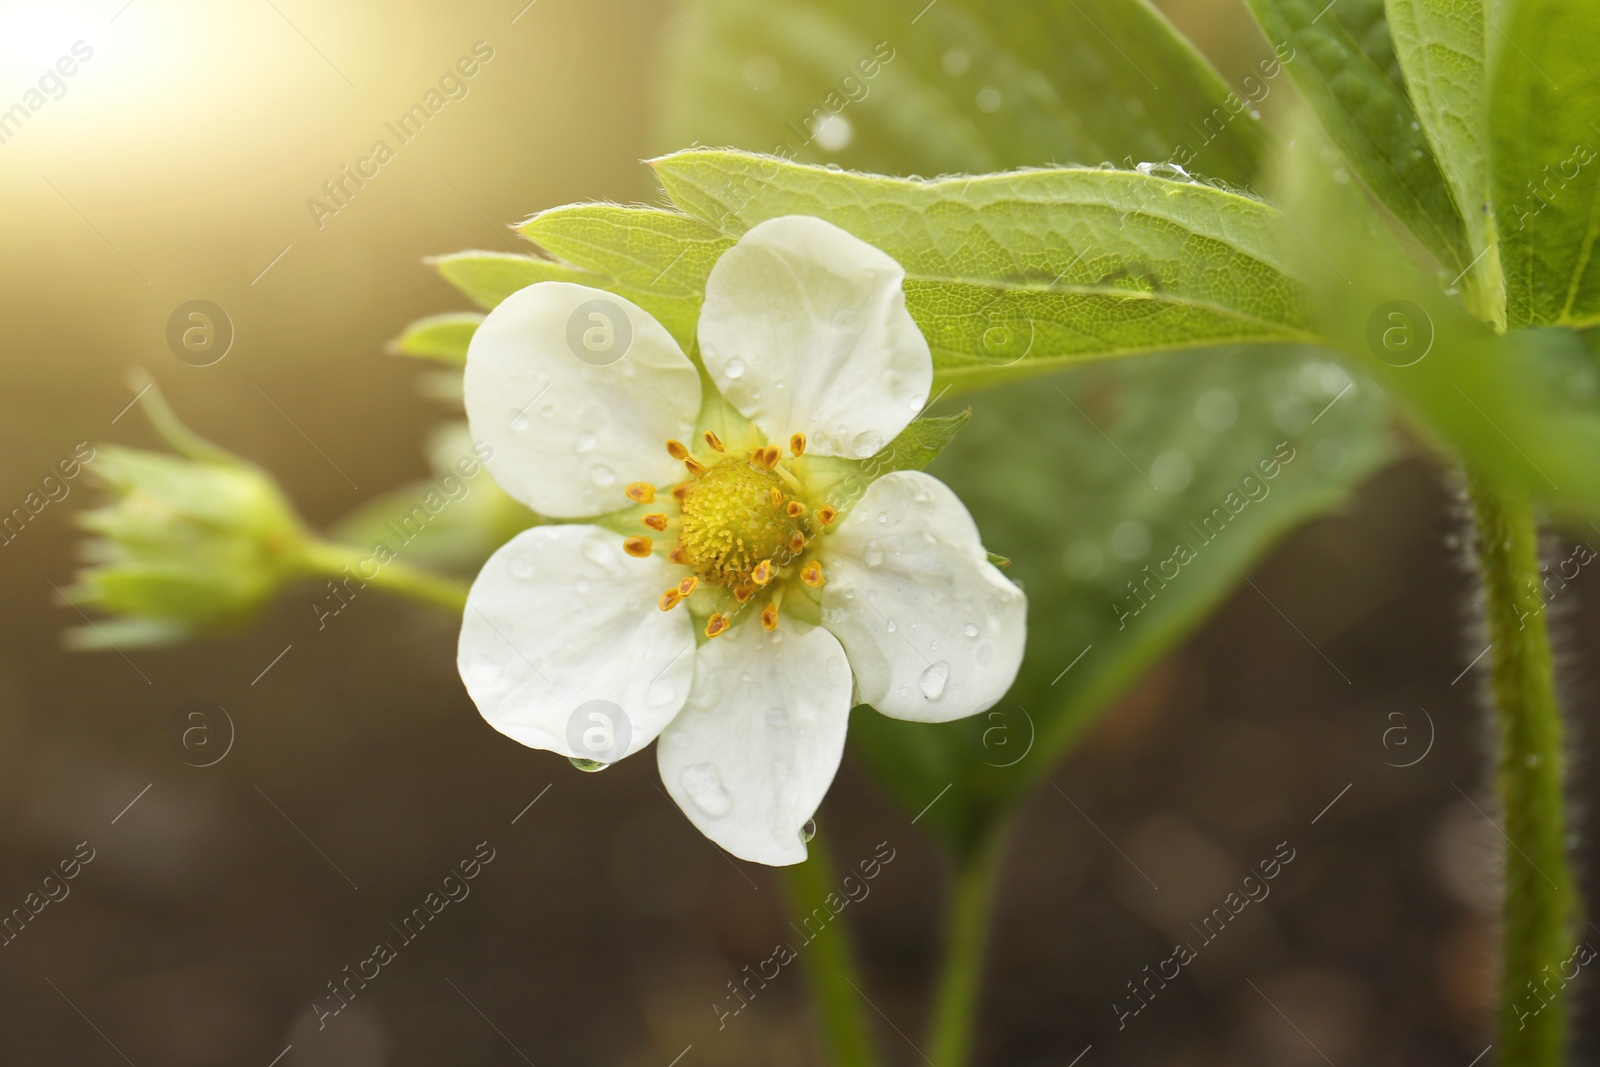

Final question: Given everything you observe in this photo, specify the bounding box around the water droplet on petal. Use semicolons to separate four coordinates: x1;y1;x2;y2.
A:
964;623;979;638
853;430;884;455
725;358;746;379
800;818;817;842
920;661;951;700
510;553;536;578
575;432;598;454
570;757;609;772
591;464;616;487
863;540;884;567
877;511;889;523
682;762;734;816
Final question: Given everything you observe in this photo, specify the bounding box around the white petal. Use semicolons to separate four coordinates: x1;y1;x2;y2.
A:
821;471;1026;722
457;525;695;762
656;620;852;866
698;216;932;459
464;282;701;518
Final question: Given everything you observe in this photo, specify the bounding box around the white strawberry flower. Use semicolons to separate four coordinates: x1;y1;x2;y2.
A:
458;215;1026;865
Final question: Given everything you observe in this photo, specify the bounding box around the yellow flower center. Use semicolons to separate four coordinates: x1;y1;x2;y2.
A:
677;459;796;588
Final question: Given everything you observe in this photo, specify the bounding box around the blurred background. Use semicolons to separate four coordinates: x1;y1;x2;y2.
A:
2;0;1598;1064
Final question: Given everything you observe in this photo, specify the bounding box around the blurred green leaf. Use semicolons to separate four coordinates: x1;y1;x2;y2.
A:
389;311;483;365
429;251;602;309
1247;0;1470;271
1269;111;1600;515
651;149;1319;391
1488;0;1600;327
655;0;1267;185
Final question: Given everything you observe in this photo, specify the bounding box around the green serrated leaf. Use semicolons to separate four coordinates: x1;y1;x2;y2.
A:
654;0;1267;185
429;251;603;309
1248;0;1470;271
1488;0;1600;327
650;150;1318;391
389;311;483;365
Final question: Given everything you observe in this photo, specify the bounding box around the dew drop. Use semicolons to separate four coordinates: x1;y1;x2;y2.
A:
863;540;885;567
647;678;677;708
964;623;980;638
591;464;617;487
800;818;817;842
509;554;536;579
877;511;889;523
575;577;589;593
569;757;609;772
853;430;884;455
920;661;951;700
682;762;734;816
725;358;746;379
576;431;598;454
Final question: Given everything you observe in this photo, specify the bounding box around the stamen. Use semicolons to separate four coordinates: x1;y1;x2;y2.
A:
643;513;669;532
790;433;806;457
677;576;698;597
763;445;782;468
751;447;777;471
666;439;690;460
788;530;806;554
786;500;807;518
671;484;690;502
668;546;691;565
816;505;839;527
752;559;774;586
733;585;755;603
625;482;656;504
704;430;726;453
761;602;780;631
658;588;683;611
705;613;730;638
684;457;708;476
770;487;784;509
801;560;825;587
623;536;654;558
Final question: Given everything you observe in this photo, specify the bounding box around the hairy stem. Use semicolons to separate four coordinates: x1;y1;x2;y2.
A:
928;827;1009;1067
780;843;882;1067
1469;473;1575;1066
299;539;467;615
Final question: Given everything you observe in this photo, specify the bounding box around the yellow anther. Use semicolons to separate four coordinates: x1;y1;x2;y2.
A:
666;439;690;460
770;487;785;509
752;559;774;586
816;505;839;527
705;613;730;638
801;560;825;587
733;585;755;603
668;546;692;565
623;536;653;558
761;602;780;631
671;484;690;502
658;588;683;611
704;430;726;453
643;513;669;532
625;482;656;504
677;576;698;597
684;457;708;476
788;530;807;554
751;445;781;471
790;432;806;457
786;500;807;518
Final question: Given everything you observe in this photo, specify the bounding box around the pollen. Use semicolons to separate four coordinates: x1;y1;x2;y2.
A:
788;530;806;554
786;500;806;518
677;576;698;597
623;536;653;558
705;613;730;638
752;559;774;586
816;505;838;527
790;433;806;457
761;602;780;631
801;560;825;587
666;439;690;460
658;588;682;611
770;487;784;508
626;482;656;504
642;513;669;532
733;584;755;603
704;430;726;453
684;457;708;476
674;457;798;587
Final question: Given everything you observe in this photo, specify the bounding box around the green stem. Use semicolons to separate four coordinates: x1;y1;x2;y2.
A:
299;538;467;615
780;843;882;1067
1469;473;1576;1066
928;828;1008;1067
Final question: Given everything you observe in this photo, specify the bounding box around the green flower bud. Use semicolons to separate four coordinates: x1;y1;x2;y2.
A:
63;378;313;648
